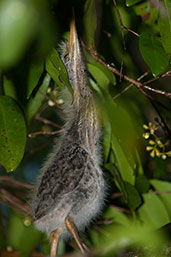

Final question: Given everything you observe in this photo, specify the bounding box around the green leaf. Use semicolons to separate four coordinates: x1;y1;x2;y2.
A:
8;213;41;256
124;181;142;210
111;135;135;185
83;0;96;48
93;219;165;257
134;2;159;25
135;174;150;194
103;119;112;162
45;48;73;95
150;179;171;219
0;0;38;69
3;75;17;99
103;207;131;226
126;0;141;7
87;63;116;90
27;61;44;99
0;96;27;172
158;5;171;54
87;63;110;88
138;193;170;229
139;32;168;77
25;73;50;122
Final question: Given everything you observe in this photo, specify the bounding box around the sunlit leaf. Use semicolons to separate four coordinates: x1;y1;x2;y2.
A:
139;32;169;76
103;206;131;226
150;179;171;219
45;48;73;95
0;96;27;172
134;2;159;24
87;63;111;89
138;193;170;229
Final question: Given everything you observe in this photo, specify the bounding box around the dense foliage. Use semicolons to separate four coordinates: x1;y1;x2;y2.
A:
0;0;171;256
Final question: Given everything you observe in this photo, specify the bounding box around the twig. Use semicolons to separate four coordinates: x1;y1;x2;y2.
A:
0;176;34;189
113;0;126;51
0;189;32;216
113;0;139;38
34;115;61;129
38;90;61;109
111;205;131;214
28;130;63;138
111;192;123;198
93;224;110;237
113;71;149;99
150;101;171;137
82;42;171;99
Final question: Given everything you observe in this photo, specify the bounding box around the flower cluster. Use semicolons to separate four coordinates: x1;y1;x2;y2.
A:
47;87;64;106
143;122;171;160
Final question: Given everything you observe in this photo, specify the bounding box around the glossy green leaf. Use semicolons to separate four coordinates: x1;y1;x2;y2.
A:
126;0;141;7
87;63;111;89
139;32;169;76
27;61;44;99
150;179;171;219
83;0;96;48
8;213;41;255
138;193;170;229
45;48;73;95
0;96;27;172
25;73;50;122
158;5;171;54
0;0;38;69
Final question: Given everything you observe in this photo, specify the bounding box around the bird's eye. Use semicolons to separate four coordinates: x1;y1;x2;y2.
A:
64;52;69;59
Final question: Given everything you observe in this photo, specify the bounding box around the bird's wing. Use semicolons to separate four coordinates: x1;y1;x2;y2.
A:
34;142;88;220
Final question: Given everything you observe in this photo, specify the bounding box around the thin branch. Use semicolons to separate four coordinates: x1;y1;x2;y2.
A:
113;0;126;51
111;205;131;214
38;90;61;109
0;189;32;216
34;115;61;129
0;176;34;190
113;0;139;38
28;129;63;138
150;101;171;137
113;71;149;99
82;42;171;99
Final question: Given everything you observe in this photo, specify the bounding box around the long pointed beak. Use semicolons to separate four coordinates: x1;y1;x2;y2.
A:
66;18;79;59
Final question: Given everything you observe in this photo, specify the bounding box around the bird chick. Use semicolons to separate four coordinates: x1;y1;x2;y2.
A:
32;19;106;256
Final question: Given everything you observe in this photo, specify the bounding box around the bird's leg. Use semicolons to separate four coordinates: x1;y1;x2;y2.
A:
65;216;87;255
50;227;63;257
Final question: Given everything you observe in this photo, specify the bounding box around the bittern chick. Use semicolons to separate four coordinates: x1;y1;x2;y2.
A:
32;20;106;256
